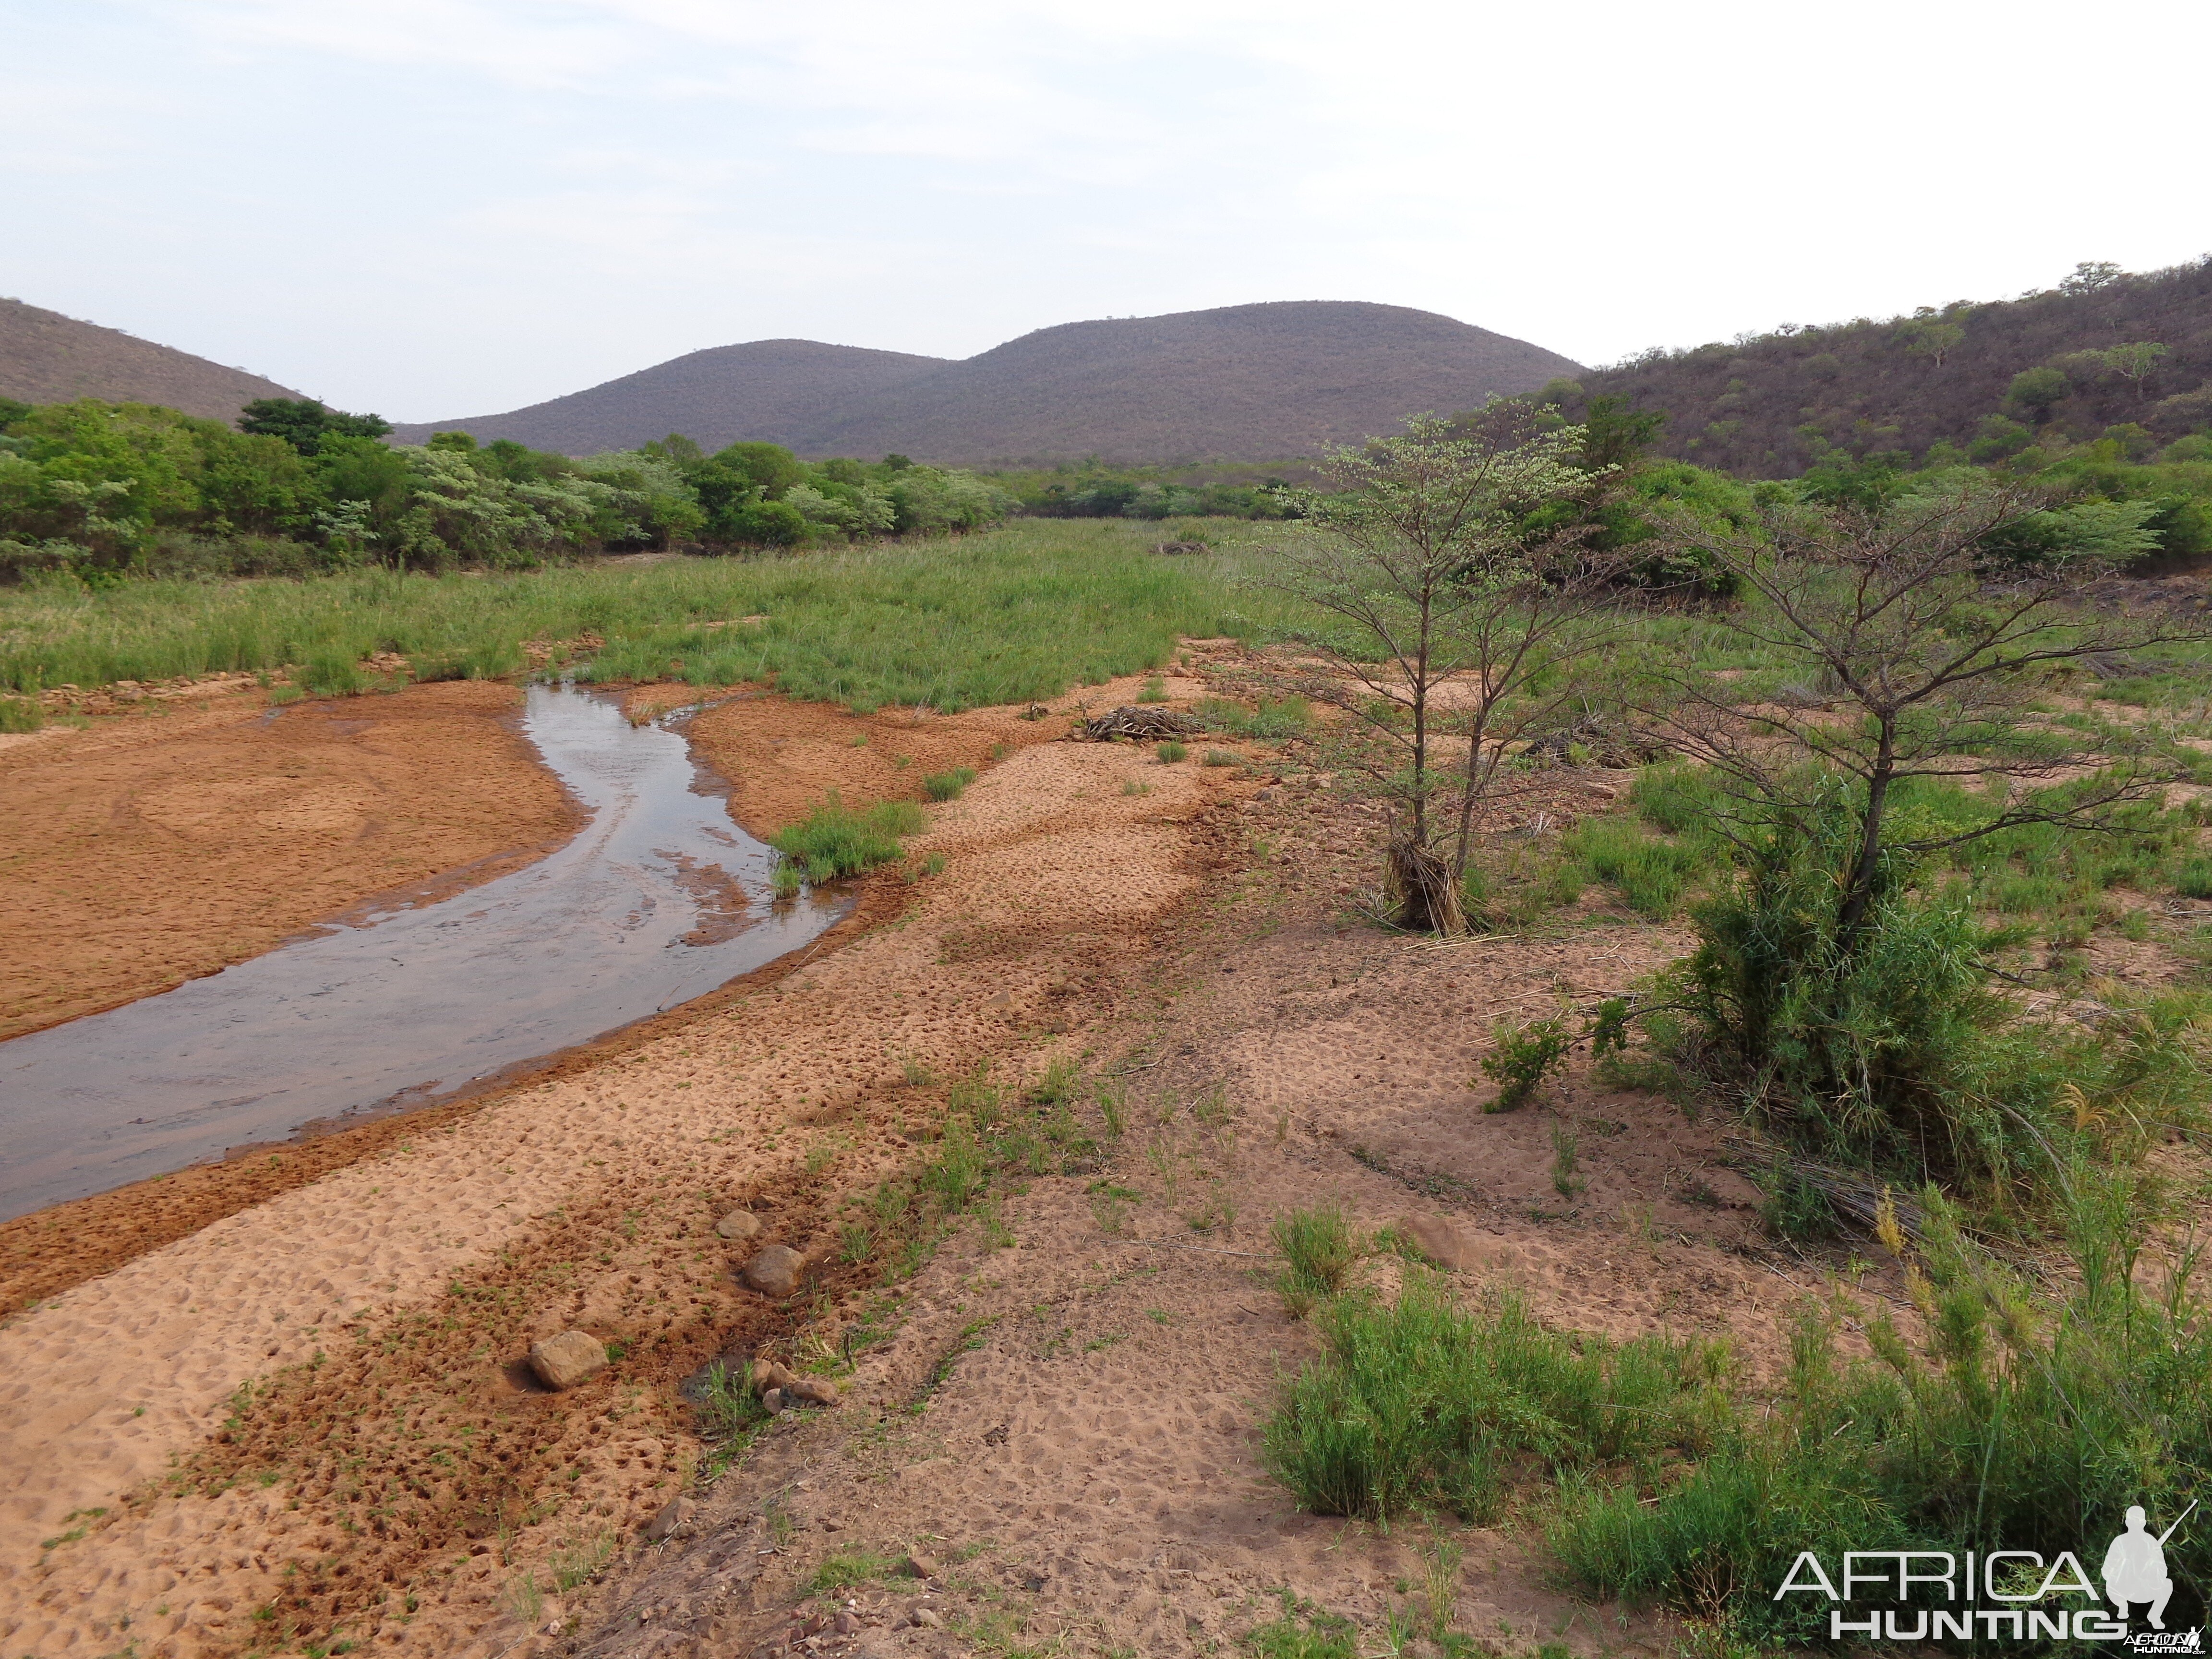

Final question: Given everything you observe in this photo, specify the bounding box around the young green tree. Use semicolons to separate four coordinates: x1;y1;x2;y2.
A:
1262;410;1623;932
1631;482;2212;1187
1649;479;2209;949
2101;341;2170;398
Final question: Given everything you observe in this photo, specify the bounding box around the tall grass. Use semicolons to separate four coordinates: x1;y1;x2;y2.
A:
1262;1274;1730;1524
1551;1180;2212;1645
1270;1206;1359;1316
0;521;1312;708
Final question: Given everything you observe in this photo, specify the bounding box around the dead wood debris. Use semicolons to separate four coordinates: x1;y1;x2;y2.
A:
1077;706;1206;742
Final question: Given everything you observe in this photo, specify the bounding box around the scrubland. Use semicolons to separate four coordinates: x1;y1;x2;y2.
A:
4;506;2212;1659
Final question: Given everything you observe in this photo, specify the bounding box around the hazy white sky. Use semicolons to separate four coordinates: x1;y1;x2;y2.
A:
6;0;2208;422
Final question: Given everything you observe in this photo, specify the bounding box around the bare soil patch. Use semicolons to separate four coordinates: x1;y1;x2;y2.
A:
0;671;1252;1659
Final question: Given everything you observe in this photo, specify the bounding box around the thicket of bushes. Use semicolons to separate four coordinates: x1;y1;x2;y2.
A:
0;396;1015;582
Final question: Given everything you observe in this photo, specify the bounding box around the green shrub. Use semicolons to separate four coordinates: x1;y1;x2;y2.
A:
1666;781;2171;1194
2179;857;2212;900
1138;674;1167;703
1203;748;1239;767
1263;1275;1726;1524
1552;1182;2212;1646
769;859;804;899
922;766;975;802
0;694;41;733
1270;1206;1359;1316
1155;741;1187;763
768;793;926;881
1480;1014;1572;1111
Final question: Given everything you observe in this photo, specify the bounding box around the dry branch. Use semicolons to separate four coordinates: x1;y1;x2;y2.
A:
1077;706;1205;742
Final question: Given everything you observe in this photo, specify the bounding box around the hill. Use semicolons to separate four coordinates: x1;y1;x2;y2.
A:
0;298;306;421
385;339;948;453
1572;257;2212;478
400;301;1585;463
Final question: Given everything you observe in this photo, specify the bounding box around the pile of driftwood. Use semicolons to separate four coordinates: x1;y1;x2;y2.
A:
1077;706;1205;741
1520;713;1667;768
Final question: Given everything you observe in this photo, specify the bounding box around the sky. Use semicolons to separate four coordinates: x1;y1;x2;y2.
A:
5;0;2209;423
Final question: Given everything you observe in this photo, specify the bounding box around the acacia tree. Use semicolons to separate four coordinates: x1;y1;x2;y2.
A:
1261;410;1624;933
1650;479;2208;948
1634;482;2212;1186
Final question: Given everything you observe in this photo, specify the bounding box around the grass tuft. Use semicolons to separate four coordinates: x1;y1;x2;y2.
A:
768;794;926;881
1269;1206;1359;1317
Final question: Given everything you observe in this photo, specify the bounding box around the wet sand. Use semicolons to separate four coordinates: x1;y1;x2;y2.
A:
0;680;579;1042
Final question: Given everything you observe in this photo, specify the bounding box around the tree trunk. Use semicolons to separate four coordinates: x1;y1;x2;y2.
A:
1836;724;1897;948
1390;835;1466;934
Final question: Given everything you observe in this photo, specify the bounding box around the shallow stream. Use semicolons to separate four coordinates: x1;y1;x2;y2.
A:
0;685;842;1222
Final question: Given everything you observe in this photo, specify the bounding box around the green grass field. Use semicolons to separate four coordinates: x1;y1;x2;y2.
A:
0;518;1309;712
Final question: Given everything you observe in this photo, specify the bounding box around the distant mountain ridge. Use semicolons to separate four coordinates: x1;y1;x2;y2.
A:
388;339;948;458
391;301;1586;463
0;298;306;421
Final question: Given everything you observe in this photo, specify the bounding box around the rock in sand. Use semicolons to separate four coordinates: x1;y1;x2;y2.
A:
715;1208;762;1241
643;1496;695;1542
528;1329;609;1391
740;1243;805;1298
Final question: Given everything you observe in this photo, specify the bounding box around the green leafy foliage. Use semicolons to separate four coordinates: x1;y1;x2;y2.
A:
1479;1014;1573;1111
0;397;1014;581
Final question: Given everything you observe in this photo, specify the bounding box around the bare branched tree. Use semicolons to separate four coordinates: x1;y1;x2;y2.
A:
1646;479;2212;948
1259;410;1628;933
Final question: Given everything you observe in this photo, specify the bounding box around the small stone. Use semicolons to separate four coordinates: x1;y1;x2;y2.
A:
751;1357;797;1394
762;1387;790;1414
833;1612;857;1635
528;1329;609;1390
899;1551;943;1580
643;1496;695;1542
741;1244;805;1298
716;1209;763;1241
911;1607;942;1629
786;1376;840;1407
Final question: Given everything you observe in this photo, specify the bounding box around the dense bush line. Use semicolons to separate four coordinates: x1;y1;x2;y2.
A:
0;396;1015;582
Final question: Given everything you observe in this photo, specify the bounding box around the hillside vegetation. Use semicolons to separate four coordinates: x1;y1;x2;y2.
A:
1573;255;2212;478
386;339;946;457
395;301;1585;464
0;298;306;424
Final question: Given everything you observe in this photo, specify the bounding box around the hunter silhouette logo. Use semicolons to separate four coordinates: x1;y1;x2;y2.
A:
2105;1502;2191;1631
